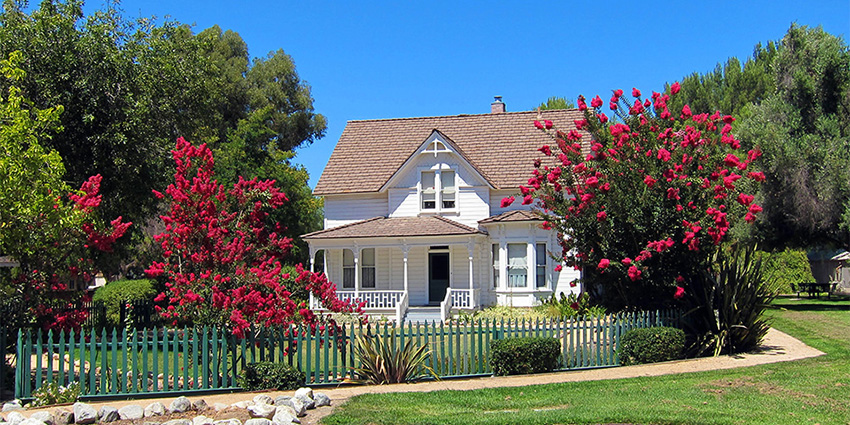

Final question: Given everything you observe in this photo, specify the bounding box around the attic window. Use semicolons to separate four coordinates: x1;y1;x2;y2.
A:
420;168;457;212
422;140;450;156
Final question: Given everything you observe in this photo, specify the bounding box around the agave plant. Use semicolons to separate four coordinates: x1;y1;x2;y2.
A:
348;331;439;385
685;243;779;356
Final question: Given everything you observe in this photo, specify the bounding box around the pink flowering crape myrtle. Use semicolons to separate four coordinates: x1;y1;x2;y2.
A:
147;138;360;337
517;84;763;310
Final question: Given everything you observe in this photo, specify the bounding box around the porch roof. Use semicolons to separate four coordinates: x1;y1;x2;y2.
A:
478;209;542;224
302;216;485;240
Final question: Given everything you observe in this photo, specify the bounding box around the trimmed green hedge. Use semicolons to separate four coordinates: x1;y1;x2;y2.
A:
619;326;685;365
238;362;305;391
92;279;155;326
490;337;561;376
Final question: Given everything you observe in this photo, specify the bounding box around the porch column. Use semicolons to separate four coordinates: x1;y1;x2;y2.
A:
309;246;316;273
402;244;410;293
467;239;475;308
353;244;360;300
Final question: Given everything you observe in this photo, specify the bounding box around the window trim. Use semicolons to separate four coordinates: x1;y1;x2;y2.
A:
419;167;458;213
342;249;355;289
361;248;376;288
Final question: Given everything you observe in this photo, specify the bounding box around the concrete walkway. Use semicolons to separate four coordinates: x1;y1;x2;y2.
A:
16;327;826;423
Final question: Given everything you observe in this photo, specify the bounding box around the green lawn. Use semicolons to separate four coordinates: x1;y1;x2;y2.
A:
322;297;850;425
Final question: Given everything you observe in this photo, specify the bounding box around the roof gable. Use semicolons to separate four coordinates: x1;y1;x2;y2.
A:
379;129;494;191
314;109;588;195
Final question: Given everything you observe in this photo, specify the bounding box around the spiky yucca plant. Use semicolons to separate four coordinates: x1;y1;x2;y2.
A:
686;244;778;356
348;332;438;385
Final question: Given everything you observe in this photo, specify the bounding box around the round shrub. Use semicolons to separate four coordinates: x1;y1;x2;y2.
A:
619;326;685;365
92;279;155;326
238;362;305;391
490;336;561;376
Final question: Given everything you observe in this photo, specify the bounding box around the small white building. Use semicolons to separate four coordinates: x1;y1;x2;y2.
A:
304;99;586;322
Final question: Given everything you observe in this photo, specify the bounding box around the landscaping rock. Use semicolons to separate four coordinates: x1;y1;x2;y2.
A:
73;403;97;425
118;405;145;421
143;422;161;425
211;403;229;411
169;397;192;414
192;416;213;425
145;402;166;417
272;396;290;407
5;411;25;425
162;420;191;425
231;401;251;409
98;406;119;423
53;408;72;425
277;399;306;418
247;404;275;420
312;392;331;408
212;420;241;425
292;394;313;410
243;419;272;425
30;411;54;425
293;388;313;401
192;400;208;412
20;418;46;425
272;407;299;425
2;401;23;412
252;395;274;406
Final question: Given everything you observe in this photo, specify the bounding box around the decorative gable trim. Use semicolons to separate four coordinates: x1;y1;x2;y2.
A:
379;129;494;192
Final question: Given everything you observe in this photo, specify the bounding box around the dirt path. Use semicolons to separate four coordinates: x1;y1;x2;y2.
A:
13;327;825;424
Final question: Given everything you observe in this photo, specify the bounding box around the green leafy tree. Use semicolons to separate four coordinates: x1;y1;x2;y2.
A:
736;26;850;249
538;96;576;110
668;25;850;250
0;51;130;330
0;1;326;269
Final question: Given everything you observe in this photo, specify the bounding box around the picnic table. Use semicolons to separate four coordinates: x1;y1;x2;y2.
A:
792;282;835;298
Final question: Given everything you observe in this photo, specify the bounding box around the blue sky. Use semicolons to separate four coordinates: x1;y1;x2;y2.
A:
86;0;849;188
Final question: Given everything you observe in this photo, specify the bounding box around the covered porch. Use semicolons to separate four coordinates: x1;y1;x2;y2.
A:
302;216;489;322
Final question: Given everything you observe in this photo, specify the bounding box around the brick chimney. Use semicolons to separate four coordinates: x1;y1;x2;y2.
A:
490;96;506;113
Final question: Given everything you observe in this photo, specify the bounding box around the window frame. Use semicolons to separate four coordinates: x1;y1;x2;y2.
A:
419;167;458;213
506;243;528;288
361;248;376;288
342;249;355;289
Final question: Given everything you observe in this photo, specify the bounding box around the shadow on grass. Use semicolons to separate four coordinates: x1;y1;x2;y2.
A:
768;300;850;312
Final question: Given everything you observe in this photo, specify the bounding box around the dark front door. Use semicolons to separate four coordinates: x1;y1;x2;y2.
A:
429;252;450;304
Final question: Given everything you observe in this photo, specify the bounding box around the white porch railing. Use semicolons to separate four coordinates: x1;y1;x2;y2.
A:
310;290;406;310
395;291;409;323
440;288;480;322
439;289;452;323
450;288;479;309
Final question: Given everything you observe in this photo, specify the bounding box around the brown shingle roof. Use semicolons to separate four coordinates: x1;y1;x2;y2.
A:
478;210;542;224
302;216;485;239
314;109;588;195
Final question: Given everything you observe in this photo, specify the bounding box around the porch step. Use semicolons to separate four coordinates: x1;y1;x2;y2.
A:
403;307;442;324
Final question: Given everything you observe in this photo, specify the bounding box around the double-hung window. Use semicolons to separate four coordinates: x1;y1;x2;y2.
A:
507;243;528;287
492;244;500;288
361;248;376;288
421;171;437;210
536;243;547;288
420;169;456;212
342;249;355;288
441;171;455;209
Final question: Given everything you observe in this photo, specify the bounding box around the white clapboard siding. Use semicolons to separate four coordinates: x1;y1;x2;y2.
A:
324;193;388;228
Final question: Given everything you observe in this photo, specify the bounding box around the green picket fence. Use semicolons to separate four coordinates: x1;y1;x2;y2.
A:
14;309;679;400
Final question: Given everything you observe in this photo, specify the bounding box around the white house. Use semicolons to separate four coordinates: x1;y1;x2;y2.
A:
304;98;588;322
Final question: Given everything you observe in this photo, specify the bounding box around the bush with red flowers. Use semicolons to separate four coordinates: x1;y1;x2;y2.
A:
514;83;763;311
146;138;360;337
